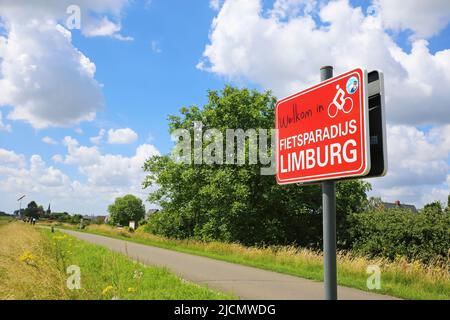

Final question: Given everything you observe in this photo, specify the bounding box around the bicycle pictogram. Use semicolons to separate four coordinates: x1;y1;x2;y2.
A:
328;84;353;118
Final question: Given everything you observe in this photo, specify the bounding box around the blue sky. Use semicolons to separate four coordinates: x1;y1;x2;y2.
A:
2;1;224;157
1;0;449;215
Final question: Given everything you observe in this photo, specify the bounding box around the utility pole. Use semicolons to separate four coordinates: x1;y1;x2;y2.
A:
17;195;26;218
320;66;338;300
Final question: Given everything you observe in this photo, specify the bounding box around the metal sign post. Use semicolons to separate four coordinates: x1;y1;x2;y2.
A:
320;66;338;300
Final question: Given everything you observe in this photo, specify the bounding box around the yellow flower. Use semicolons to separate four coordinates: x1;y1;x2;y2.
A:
102;285;114;295
127;287;136;293
19;250;37;265
53;234;69;241
412;260;422;272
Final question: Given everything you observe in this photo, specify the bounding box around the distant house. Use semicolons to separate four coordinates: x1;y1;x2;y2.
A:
95;215;107;223
145;209;159;220
382;200;417;213
85;215;107;224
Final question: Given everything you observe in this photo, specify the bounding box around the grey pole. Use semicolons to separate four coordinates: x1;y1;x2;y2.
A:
320;66;337;300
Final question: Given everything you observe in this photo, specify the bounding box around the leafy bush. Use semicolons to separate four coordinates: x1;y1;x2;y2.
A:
347;205;450;263
144;210;190;240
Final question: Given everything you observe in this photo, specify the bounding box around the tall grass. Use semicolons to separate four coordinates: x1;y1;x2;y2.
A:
0;222;71;299
45;230;234;300
0;216;13;226
50;222;450;300
0;222;234;300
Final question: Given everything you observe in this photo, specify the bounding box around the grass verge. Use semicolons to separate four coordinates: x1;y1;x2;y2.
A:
0;222;234;300
0;216;13;226
44;222;450;300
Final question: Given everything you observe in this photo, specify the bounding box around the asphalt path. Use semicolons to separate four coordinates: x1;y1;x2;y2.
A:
61;229;398;300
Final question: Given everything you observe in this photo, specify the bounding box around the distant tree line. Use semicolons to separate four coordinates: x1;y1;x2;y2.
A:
348;200;450;263
16;200;105;225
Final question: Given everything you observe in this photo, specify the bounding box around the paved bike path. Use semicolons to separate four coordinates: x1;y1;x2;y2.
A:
61;229;398;300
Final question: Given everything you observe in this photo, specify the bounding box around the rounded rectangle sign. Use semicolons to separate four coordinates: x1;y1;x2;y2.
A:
276;68;370;184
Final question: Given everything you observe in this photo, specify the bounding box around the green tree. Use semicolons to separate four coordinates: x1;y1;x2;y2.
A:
143;86;370;247
108;194;145;226
423;201;443;212
69;214;83;225
24;201;44;219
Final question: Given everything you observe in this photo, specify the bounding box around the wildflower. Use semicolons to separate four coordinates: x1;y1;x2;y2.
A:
19;251;37;265
127;287;136;293
102;285;114;295
133;270;143;279
53;234;68;241
412;260;422;272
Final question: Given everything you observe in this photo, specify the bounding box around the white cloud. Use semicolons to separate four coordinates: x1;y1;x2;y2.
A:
42;136;58;145
0;111;11;132
210;0;224;11
0;35;6;57
91;128;139;145
375;0;450;38
0;20;104;129
63;136;102;166
0;140;159;215
83;16;121;37
377;125;449;187
269;0;317;20
90;128;106;145
0;148;25;168
0;1;131;129
0;151;69;195
0;151;74;212
199;0;450;126
52;154;64;163
76;143;159;188
83;16;133;41
369;125;450;207
59;136;158;188
112;34;134;41
107;128;138;144
0;1;129;19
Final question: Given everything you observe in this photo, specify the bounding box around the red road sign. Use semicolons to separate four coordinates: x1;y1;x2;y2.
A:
276;68;370;184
